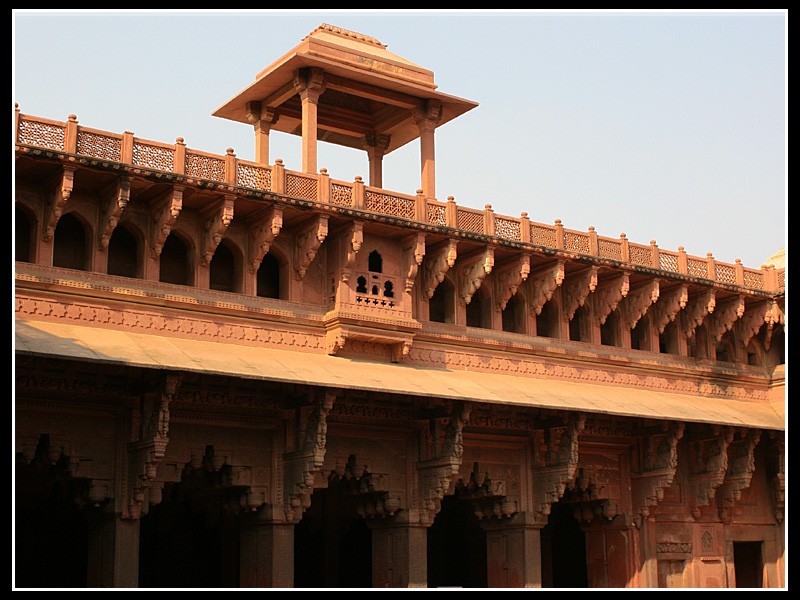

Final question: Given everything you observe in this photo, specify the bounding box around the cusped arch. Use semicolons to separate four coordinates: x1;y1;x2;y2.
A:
53;210;92;271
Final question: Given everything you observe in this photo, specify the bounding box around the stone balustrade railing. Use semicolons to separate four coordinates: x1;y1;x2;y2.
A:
15;108;784;293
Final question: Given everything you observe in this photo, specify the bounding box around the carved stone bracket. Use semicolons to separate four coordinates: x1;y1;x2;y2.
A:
650;284;688;333
422;239;458;299
98;176;131;250
736;299;783;350
44;165;77;242
689;426;734;518
768;431;785;523
564;266;598;320
416;401;471;524
402;232;426;293
632;421;685;524
717;429;761;523
248;205;283;272
294;214;329;280
706;294;745;342
150;186;184;258
455;462;517;520
531;413;586;524
682;288;715;339
620;279;660;330
283;390;336;522
591;271;630;325
527;259;565;316
125;373;181;520
200;195;235;265
328;455;400;519
458;247;494;305
494;254;531;311
341;220;364;282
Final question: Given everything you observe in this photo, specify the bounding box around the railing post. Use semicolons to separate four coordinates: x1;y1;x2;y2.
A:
318;168;330;204
677;246;688;274
706;252;716;281
415;189;426;222
272;159;286;195
554;219;565;249
588;226;598;255
173;137;186;175
762;264;777;291
352;176;365;210
120;131;134;164
650;240;660;268
484;204;495;237
64;114;79;154
225;148;237;186
520;212;531;243
735;259;745;286
445;196;457;229
14;103;20;144
619;233;630;262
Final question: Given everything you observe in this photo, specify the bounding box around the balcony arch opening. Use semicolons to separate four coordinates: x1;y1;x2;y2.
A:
159;232;193;286
429;276;455;324
210;240;241;293
15;203;35;263
368;250;383;273
107;222;141;279
53;212;89;271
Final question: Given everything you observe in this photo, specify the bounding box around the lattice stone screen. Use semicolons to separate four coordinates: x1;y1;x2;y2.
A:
132;142;174;172
365;191;415;220
457;209;484;233
530;224;557;247
598;239;622;260
76;131;121;162
18;119;65;151
237;163;271;191
495;218;521;241
186;153;225;181
330;183;353;207
286;174;318;200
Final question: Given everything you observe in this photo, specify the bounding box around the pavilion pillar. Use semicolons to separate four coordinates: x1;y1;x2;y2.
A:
86;508;140;588
294;68;326;175
247;102;278;166
364;133;391;189
480;512;545;588
414;100;442;200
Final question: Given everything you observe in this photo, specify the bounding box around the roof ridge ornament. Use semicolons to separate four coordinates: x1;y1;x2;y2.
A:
305;23;387;49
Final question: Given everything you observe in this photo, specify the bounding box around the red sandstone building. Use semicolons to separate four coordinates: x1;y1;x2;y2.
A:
14;24;785;589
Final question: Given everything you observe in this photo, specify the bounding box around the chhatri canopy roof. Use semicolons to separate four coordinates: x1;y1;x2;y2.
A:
212;24;479;154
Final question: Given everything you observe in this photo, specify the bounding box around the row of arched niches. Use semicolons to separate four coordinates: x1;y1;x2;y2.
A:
15;206;785;367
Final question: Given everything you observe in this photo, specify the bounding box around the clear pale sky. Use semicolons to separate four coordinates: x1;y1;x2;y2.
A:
12;9;787;270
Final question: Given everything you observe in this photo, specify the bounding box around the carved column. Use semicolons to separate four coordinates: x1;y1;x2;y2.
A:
246;101;278;165
413;100;442;200
293;67;326;175
364;133;390;189
480;512;543;588
86;507;141;588
239;504;295;588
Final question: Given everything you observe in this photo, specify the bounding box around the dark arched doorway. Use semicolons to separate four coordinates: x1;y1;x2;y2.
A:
294;479;373;588
540;500;588;588
427;494;487;588
15;434;90;588
138;447;244;588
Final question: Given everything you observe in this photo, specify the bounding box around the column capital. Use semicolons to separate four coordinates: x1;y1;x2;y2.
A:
293;67;327;102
